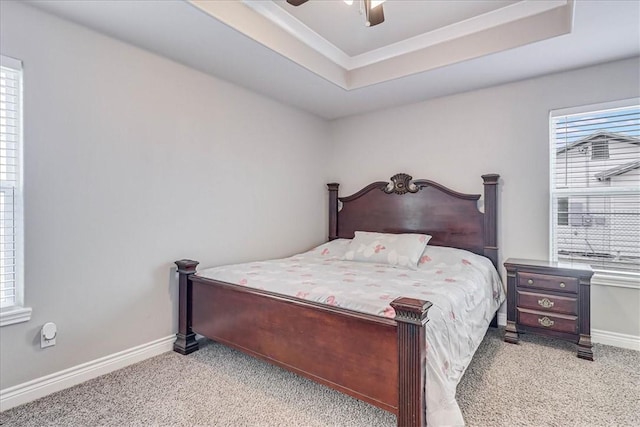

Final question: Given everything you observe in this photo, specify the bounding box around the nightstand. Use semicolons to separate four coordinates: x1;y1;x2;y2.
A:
503;258;594;360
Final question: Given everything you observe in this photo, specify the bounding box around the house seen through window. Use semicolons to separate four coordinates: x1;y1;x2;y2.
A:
551;101;640;273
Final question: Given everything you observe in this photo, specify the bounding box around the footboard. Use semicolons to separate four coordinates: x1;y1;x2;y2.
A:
174;260;431;427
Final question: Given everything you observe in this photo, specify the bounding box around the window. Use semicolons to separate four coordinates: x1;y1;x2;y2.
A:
557;197;569;226
550;100;640;274
591;139;610;160
0;55;29;326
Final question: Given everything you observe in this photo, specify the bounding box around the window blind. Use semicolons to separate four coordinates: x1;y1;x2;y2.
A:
551;103;640;273
0;57;22;308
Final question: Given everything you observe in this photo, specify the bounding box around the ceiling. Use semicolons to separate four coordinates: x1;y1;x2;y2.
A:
26;0;640;120
235;0;576;87
269;0;520;56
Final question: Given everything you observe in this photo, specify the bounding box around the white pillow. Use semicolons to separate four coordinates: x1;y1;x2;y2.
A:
343;231;432;270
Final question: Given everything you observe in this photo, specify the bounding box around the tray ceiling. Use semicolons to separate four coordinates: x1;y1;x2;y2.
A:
23;0;640;119
270;0;520;56
207;0;576;88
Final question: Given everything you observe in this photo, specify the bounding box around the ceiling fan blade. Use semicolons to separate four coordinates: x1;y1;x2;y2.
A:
365;0;385;27
286;0;309;6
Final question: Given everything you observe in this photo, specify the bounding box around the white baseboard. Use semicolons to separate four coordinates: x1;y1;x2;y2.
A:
0;335;175;412
591;329;640;351
1;327;634;412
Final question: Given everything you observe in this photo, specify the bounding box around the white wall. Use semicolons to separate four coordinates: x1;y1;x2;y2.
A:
329;57;640;338
0;1;329;389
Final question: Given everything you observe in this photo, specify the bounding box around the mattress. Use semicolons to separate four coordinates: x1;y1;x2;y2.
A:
197;239;505;426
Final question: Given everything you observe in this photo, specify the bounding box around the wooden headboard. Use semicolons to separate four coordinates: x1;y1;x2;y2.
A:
327;173;499;268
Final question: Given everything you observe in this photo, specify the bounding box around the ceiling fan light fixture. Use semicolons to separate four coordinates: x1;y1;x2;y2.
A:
364;0;385;27
285;0;385;27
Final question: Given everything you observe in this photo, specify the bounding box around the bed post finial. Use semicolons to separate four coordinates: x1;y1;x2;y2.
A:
482;174;499;269
328;183;339;240
391;297;432;427
174;259;199;355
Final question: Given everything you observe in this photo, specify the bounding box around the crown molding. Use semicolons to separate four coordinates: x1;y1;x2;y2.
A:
349;0;569;70
243;0;351;69
190;0;575;90
243;0;570;71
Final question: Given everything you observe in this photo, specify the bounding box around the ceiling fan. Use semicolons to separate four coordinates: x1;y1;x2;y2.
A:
285;0;386;27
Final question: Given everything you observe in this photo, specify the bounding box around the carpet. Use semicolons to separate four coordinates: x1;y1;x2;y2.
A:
1;328;638;426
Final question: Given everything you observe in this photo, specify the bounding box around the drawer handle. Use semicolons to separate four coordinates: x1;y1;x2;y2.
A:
527;279;533;285
559;282;566;288
538;317;555;328
538;298;554;308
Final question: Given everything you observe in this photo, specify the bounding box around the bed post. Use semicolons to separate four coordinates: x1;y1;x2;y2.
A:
174;259;199;355
391;297;432;427
482;174;500;269
482;174;500;328
328;183;339;240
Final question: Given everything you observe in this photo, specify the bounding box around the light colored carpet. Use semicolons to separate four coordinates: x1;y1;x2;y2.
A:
1;328;639;426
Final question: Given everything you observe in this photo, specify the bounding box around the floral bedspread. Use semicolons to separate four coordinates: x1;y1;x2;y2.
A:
197;239;505;426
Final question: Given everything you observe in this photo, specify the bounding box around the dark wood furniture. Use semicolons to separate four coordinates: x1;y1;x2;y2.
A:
503;258;594;360
174;173;500;427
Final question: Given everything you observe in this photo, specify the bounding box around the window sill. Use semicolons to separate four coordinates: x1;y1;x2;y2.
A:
0;306;32;327
591;271;640;290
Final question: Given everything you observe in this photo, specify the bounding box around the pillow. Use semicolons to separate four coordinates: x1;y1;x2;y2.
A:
343;231;431;270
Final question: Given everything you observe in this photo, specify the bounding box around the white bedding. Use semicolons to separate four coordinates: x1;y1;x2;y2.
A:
197;239;505;426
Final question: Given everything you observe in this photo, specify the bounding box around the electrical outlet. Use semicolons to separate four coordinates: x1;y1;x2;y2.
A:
41;322;57;348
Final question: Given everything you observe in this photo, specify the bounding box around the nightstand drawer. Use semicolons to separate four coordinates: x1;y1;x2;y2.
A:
518;272;578;294
517;308;578;334
517;291;578;315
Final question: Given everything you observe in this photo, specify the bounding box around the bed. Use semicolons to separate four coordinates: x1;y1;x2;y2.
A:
174;173;502;426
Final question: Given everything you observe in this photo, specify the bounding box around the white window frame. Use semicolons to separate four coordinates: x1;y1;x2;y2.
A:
549;98;640;290
0;55;30;326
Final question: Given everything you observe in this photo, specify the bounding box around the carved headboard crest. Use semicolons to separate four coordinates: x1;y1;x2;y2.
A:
383;173;420;195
